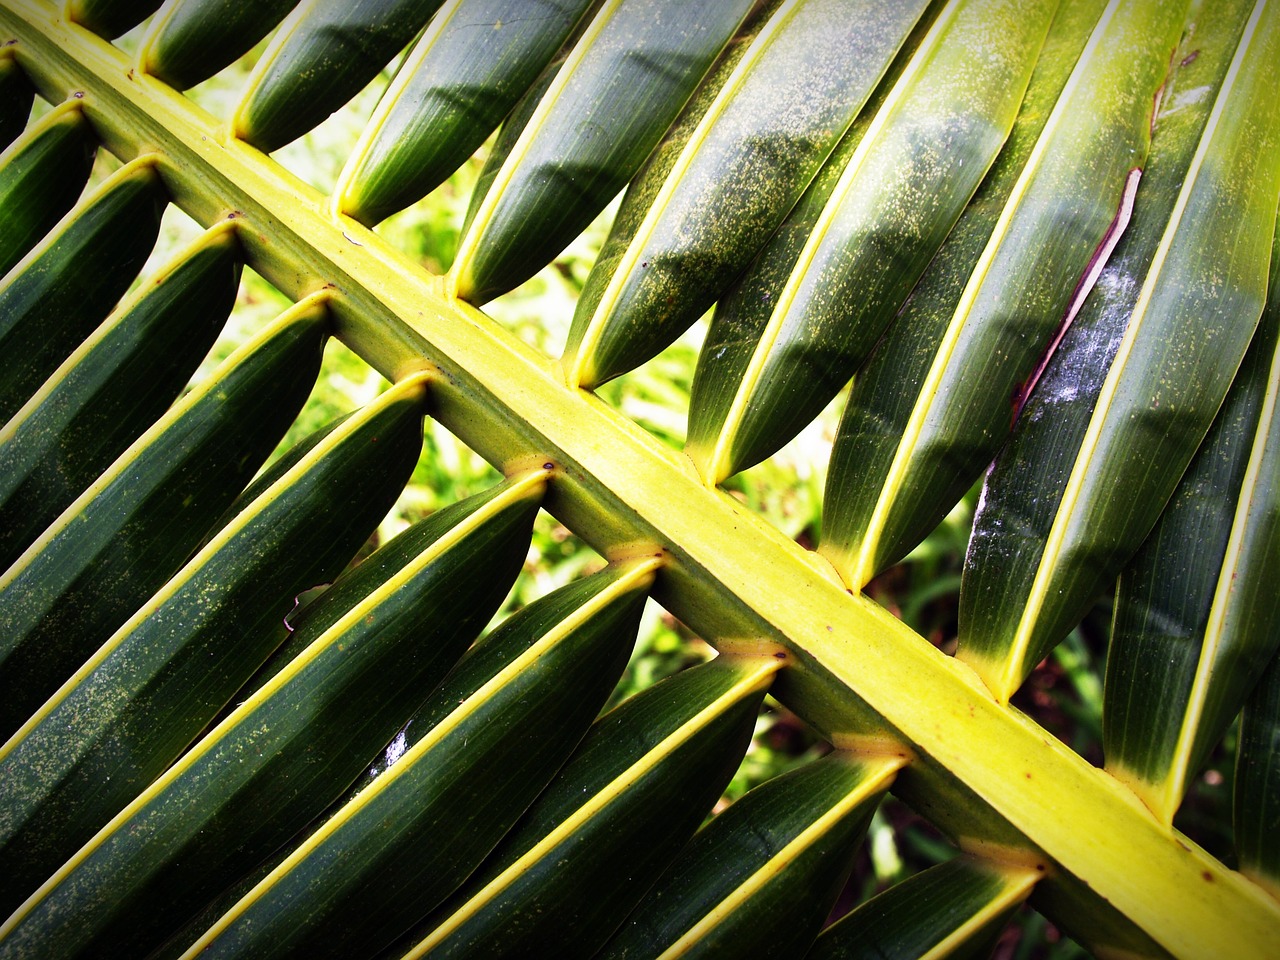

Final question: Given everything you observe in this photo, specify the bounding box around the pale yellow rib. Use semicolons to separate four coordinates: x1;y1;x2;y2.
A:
850;0;1123;590
0;281;324;600
0;218;239;449
703;0;964;487
656;755;903;959
0;151;161;294
228;0;320;142
400;656;780;959
133;0;174;73
8;8;1277;950
564;0;804;389
999;0;1266;700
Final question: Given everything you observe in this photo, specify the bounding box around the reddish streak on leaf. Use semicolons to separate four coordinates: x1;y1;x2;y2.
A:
1012;166;1143;423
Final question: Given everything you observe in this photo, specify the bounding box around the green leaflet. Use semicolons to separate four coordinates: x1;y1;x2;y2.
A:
684;0;1057;485
675;0;942;486
0;99;97;276
184;556;654;960
336;0;598;226
233;0;448;152
65;0;163;39
0;220;242;572
1236;647;1280;898
0;473;545;960
958;0;1280;701
0;155;166;421
396;654;779;959
0;54;34;150
0;371;426;920
563;0;929;390
807;855;1040;960
817;0;1115;586
821;0;1187;587
1105;203;1280;821
598;751;901;960
559;0;779;386
0;288;310;744
958;0;1256;702
449;0;755;306
139;0;299;90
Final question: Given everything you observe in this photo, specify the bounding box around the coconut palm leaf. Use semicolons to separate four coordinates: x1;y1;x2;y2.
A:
2;1;1279;958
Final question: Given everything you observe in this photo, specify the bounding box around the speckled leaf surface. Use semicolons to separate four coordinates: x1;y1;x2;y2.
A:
563;0;929;390
684;0;1057;484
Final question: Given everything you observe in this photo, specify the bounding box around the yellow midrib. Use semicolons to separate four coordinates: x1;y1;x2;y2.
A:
0;354;421;764
0;217;237;449
227;0;316;142
330;0;464;217
1163;277;1280;819
7;8;1280;954
0;468;547;938
919;862;1040;960
446;0;623;300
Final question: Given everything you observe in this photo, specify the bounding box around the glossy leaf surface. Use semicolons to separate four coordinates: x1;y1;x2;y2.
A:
807;855;1040;960
0;221;241;572
600;751;901;960
0;474;543;960
0;292;310;745
0;372;426;916
186;556;653;960
819;0;1111;585
0;156;166;420
450;0;755;305
398;655;779;959
821;0;1188;584
4;3;1280;956
140;0;299;90
685;0;1056;484
1106;208;1280;821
